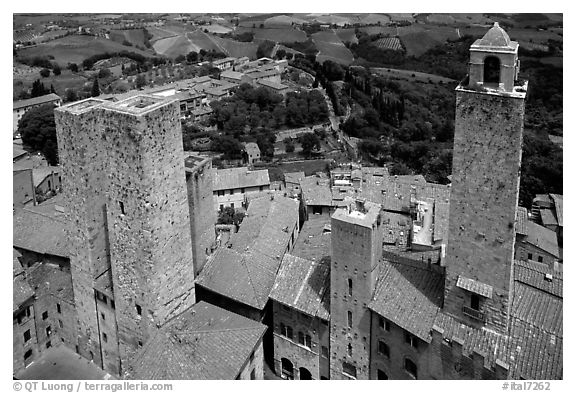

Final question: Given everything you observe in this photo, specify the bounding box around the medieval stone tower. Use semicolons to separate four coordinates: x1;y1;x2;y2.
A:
443;23;527;334
55;95;196;374
330;198;383;379
184;154;216;275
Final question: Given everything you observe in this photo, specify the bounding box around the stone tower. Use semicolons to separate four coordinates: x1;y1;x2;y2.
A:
55;95;196;374
184;154;216;275
443;23;527;334
330;198;383;379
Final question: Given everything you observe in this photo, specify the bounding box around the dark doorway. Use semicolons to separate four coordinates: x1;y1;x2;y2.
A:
484;56;500;84
281;358;294;380
300;367;312;380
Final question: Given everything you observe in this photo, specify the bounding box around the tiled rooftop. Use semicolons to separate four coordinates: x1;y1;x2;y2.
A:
130;301;266;379
213;167;270;191
516;206;528;236
197;195;299;310
291;216;332;262
524;220;559;258
13;93;61;110
270;254;330;320
27;262;75;304
332;198;382;229
369;257;444;342
300;175;333;206
32;166;59;188
550;194;563;227
13;207;69;258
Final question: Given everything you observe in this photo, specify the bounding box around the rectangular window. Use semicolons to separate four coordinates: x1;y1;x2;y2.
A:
103;333;108;343
342;362;357;378
348;278;353;296
119;201;125;215
230;189;235;195
57;303;61;314
46;326;52;337
305;335;312;349
404;331;418;349
298;332;305;345
58;320;63;329
241;188;245;193
42;311;48;320
321;346;329;358
101;312;106;320
24;349;33;360
378;340;390;358
528;253;533;260
538;255;543;263
136;304;142;315
471;294;480;311
24;329;31;342
231;203;235;209
46;341;52;348
347;311;353;328
111;300;115;309
259;186;263;191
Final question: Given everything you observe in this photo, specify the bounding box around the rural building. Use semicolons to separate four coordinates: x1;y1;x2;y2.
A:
256;79;291;97
212;57;236;71
221;69;253;85
32;166;61;196
243;142;261;164
13;144;28;162
13;93;62;133
531;193;563;246
515;208;560;268
212;167;270;211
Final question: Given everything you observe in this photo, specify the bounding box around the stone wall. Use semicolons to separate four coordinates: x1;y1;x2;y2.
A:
13;300;37;374
13;169;35;207
237;339;265;380
444;89;525;334
272;301;329;380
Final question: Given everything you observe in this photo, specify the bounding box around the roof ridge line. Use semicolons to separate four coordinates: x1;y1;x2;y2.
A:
173;325;265;336
239;252;264;309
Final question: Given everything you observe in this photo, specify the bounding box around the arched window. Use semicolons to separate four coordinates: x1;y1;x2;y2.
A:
305;335;312;349
281;358;294;380
377;369;388;380
280;323;286;336
404;358;418;379
298;331;305;345
484;56;501;84
299;367;312;380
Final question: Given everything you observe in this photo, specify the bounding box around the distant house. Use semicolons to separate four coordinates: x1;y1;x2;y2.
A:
13;93;62;133
243;142;261;165
256;79;291;97
515;207;561;268
212;57;236;71
32;166;61;197
212;167;270;211
284;171;305;194
531;193;563;246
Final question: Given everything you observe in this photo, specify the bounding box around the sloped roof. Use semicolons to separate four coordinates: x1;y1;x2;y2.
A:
123;302;266;380
472;22;518;51
540;208;558;227
197;196;299;310
27;262;75;303
550;194;563;227
13;93;61;110
244;142;260;155
368;257;444;342
13;145;27;160
13;207;69;258
513;259;562;298
284;171;305;185
291;216;331;262
32;166;59;188
270;254;330;320
213;167;270;191
301;175;332;206
525;220;559;258
516;206;528;236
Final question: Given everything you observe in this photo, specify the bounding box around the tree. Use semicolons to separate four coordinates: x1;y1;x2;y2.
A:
175;54;185;63
217;206;245;226
98;68;111;79
40;68;50;78
299;133;320;157
31;79;48;98
135;74;147;89
91;78;100;97
18;104;59;165
67;63;78;73
285;138;295;153
53;64;61;76
285;52;293;61
65;88;78;103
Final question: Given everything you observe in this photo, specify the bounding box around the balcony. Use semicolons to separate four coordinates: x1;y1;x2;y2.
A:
462;306;485;321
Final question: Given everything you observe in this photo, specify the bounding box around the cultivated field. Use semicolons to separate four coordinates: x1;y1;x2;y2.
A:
13;68;87;99
398;25;459;57
236;27;308;43
153;35;199;57
202;24;232;34
312;30;354;65
373;37;403;51
312;31;343;45
335;29;358;44
370;67;456;84
263;15;309;26
17;35;152;65
358;26;397;36
146;26;178;42
109;29;148;47
359;14;391;25
210;36;259;59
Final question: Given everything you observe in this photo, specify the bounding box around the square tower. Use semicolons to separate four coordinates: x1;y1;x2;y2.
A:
443;24;527;334
330;198;383;379
55;95;196;374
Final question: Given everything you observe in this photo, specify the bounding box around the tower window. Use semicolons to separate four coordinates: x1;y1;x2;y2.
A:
342;362;357;378
378;340;390;358
57;303;61;314
42;311;48;320
528;253;533;260
305;335;312;349
321;346;329;358
24;349;33;360
58;320;63;328
103;333;108;343
135;304;142;315
348;278;353;296
538;256;543;263
484;56;501;84
347;311;353;328
298;331;305;345
24;329;31;342
119;201;125;215
46;326;52;337
378;369;388;380
347;343;353;356
404;331;418;349
287;326;293;340
471;294;480;311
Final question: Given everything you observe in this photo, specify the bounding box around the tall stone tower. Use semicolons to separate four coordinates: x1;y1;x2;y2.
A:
55;95;196;374
184;155;216;275
443;23;527;334
330;198;383;379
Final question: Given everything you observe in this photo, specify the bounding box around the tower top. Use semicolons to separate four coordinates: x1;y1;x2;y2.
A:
476;22;513;49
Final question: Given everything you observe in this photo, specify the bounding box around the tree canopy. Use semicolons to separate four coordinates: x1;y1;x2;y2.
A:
19;104;59;165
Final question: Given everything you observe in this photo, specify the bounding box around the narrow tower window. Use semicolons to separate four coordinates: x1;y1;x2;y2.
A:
471;294;480;311
135;304;142;315
348;278;353;296
119;201;126;215
347;311;353;328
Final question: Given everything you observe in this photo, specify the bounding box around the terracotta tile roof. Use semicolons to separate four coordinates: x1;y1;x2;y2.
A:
332;198;382;229
381;211;410;246
291;216;331;262
13;207;69;258
550;194;562;227
13;145;27;160
300;175;332;206
27;262;75;304
368;257;444;342
13;93;61;110
513;259;562;297
512;283;562;336
270;254;330;320
456;276;493;298
516;206;528;236
32;166;59;188
244;142;260;155
524;220;559;258
213;167;270;191
130;301;266;380
13;249;24;276
284;171;305;185
257;79;289;90
540;208;558;227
